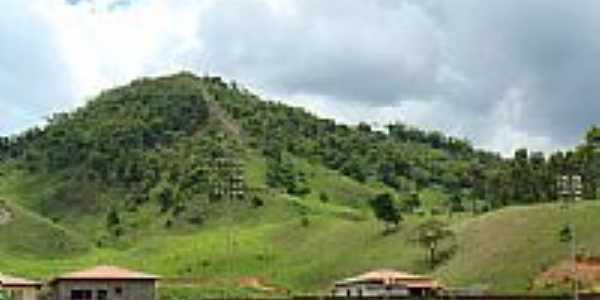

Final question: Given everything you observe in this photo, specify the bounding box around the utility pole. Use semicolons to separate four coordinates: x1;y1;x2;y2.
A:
557;174;582;300
208;154;245;299
227;158;244;298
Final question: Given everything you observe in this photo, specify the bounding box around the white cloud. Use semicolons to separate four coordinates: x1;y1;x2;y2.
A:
0;1;75;135
2;0;600;156
36;0;205;100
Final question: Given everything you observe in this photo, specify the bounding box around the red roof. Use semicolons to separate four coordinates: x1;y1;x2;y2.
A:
336;269;443;289
0;273;42;287
53;266;159;282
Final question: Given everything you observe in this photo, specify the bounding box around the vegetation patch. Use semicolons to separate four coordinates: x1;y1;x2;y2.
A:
0;200;12;225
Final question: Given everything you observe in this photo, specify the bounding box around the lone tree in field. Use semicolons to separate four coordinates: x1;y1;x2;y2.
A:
416;219;454;268
369;193;402;233
559;223;573;243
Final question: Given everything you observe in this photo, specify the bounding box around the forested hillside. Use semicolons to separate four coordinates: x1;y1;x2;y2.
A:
0;73;482;235
1;73;599;233
0;72;599;296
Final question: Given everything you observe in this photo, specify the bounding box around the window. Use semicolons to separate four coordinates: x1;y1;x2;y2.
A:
71;290;92;300
114;287;123;295
96;290;108;300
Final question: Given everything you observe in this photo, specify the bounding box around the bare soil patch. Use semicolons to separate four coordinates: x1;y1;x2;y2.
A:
161;276;288;294
535;257;600;291
238;277;288;294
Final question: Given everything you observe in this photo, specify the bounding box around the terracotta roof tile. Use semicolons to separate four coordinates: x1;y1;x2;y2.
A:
54;266;159;281
337;269;442;288
0;274;42;287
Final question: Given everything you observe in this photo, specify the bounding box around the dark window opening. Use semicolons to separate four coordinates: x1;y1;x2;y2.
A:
97;290;108;300
71;290;93;300
115;287;123;295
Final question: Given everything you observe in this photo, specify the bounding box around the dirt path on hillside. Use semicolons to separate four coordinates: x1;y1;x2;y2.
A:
201;87;243;139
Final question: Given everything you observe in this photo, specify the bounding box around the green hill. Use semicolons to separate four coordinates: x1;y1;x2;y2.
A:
439;201;600;292
0;72;487;244
0;73;599;298
0;198;89;258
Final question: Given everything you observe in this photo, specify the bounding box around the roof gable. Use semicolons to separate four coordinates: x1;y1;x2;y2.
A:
0;274;42;287
337;269;442;288
54;266;159;282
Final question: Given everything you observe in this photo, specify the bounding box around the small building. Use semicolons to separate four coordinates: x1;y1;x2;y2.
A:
332;269;443;298
49;266;159;300
0;273;42;300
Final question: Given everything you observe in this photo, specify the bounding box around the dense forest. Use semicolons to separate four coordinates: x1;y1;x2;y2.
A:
0;72;599;230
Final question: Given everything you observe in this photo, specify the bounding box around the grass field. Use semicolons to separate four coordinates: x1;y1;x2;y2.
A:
2;160;600;297
438;201;600;292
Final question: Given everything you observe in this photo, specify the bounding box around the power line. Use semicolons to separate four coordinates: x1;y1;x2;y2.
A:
557;173;582;300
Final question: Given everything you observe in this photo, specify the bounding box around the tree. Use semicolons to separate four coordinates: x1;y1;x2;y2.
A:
106;207;123;237
512;148;532;203
401;191;421;213
369;193;402;233
447;192;465;216
416;219;454;268
319;191;329;203
559;223;573;243
266;155;311;196
583;126;600;199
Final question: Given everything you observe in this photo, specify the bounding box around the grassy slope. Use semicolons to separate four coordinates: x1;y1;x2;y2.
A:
0;199;90;259
437;201;600;292
0;154;423;295
3;156;600;296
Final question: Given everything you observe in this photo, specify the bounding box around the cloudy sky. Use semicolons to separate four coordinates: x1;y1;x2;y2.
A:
1;0;599;155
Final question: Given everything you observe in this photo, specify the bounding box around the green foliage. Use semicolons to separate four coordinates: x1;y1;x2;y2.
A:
448;193;465;215
1;73;247;234
0;290;12;300
369;193;402;232
1;73;600;295
7;72;598;226
251;196;264;208
106;207;122;237
559;224;573;243
300;216;310;227
266;155;311;196
318;191;329;203
415;218;454;268
401;191;421;213
208;77;497;199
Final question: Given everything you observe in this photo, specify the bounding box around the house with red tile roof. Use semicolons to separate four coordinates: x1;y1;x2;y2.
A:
332;269;443;298
49;266;159;300
0;273;42;300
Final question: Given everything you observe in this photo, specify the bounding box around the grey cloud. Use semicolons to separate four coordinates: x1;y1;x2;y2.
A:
198;0;444;103
193;0;600;152
3;0;600;154
437;0;600;148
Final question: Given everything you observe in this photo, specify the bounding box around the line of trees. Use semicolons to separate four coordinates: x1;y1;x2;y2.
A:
208;76;600;210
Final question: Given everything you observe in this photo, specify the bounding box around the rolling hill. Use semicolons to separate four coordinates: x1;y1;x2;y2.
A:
0;72;599;298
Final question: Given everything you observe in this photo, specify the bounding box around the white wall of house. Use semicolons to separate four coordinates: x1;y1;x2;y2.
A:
1;286;39;300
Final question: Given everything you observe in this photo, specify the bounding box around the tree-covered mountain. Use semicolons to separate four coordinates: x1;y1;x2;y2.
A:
1;73;599;232
1;72;600;296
